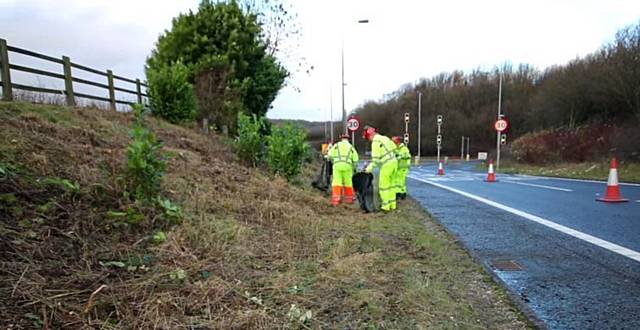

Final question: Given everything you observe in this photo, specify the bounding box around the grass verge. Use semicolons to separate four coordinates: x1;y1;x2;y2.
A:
497;160;640;183
1;101;530;329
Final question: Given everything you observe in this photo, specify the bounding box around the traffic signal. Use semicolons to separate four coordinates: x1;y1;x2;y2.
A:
500;134;507;145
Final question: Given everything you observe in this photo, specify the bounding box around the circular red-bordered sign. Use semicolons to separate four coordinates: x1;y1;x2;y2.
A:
347;116;360;132
494;119;508;132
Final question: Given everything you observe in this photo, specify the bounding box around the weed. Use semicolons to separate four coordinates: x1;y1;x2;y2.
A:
41;177;80;193
106;207;145;225
125;104;167;201
235;112;265;167
153;231;167;243
266;123;311;181
169;268;187;281
156;197;183;224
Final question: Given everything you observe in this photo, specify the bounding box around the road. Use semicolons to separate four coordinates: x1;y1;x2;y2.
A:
407;161;640;330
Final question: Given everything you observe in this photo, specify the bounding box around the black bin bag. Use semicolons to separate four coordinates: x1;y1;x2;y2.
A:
312;159;332;194
352;172;375;212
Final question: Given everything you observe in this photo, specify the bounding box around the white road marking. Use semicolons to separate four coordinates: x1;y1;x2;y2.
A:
516;174;640;187
502;180;573;192
408;175;640;263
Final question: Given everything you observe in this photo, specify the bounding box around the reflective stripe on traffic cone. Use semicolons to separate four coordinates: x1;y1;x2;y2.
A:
596;158;628;203
437;161;445;175
485;159;497;182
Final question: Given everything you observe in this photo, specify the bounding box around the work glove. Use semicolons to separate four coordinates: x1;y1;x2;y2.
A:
365;162;373;174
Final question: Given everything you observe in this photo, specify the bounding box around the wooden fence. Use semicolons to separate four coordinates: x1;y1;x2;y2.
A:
0;38;147;109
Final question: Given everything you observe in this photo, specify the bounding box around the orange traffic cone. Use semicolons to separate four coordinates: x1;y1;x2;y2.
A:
485;159;497;182
596;158;629;203
437;161;445;175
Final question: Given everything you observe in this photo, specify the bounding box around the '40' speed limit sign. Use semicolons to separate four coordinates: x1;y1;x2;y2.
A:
347;117;360;132
494;119;508;132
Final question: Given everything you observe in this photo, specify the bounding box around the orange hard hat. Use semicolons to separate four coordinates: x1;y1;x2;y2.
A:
392;136;402;145
362;126;377;140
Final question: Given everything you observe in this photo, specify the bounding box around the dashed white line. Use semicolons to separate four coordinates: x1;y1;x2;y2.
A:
408;175;640;263
502;180;573;192
517;174;640;187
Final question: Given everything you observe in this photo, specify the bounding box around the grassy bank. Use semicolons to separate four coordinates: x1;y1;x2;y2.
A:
1;101;529;328
497;160;640;183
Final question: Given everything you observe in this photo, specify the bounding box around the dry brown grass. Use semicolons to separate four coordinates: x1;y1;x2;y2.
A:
0;101;530;329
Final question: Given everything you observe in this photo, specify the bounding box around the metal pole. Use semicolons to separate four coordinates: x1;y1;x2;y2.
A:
466;136;470;160
324;121;328;142
437;123;441;163
330;87;334;142
461;136;464;160
341;42;346;134
418;92;422;159
496;73;503;169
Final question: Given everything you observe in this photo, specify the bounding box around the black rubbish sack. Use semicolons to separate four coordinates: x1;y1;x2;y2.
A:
312;159;332;194
353;172;375;212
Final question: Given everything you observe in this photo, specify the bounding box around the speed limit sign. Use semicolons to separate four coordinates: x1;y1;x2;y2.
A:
347;116;360;132
494;119;508;132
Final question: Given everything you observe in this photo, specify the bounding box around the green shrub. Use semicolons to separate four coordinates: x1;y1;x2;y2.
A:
266;123;311;181
235;112;265;166
147;61;197;124
126;104;167;201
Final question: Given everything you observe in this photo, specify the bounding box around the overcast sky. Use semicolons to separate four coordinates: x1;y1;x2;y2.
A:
1;0;640;121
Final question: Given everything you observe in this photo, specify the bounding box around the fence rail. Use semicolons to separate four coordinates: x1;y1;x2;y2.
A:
0;38;147;109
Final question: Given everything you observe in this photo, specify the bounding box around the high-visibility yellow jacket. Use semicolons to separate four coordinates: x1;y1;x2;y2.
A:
395;143;411;168
328;140;359;169
366;134;397;173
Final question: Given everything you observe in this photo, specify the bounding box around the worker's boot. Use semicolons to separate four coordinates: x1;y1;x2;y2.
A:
331;186;342;206
344;187;355;204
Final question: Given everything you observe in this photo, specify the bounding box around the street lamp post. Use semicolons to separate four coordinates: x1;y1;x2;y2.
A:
330;87;334;142
418;91;422;161
496;73;503;170
341;19;369;134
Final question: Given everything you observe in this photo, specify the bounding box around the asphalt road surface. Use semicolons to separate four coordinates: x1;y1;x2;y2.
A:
407;161;640;330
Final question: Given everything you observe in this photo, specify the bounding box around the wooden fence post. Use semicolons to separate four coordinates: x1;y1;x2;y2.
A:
62;56;75;107
136;78;142;104
107;70;116;110
0;39;13;101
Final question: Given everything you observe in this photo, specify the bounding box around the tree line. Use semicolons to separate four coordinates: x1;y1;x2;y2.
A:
353;22;640;159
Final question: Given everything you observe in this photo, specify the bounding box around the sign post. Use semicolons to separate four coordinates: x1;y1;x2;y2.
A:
466;136;470;161
494;117;508;168
496;74;503;169
404;112;410;146
404;112;410;135
436;115;443;163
